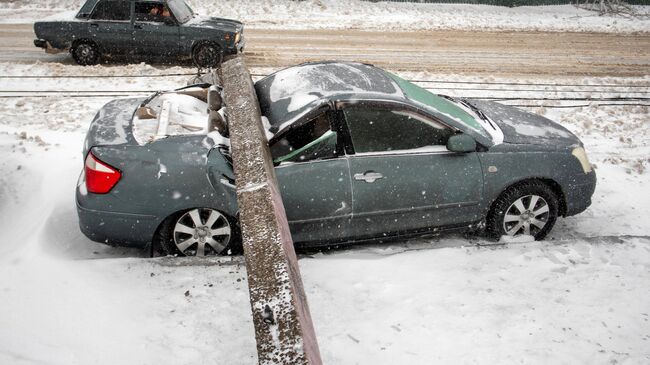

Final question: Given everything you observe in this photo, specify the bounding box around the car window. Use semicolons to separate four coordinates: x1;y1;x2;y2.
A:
90;0;131;21
270;113;337;164
134;2;169;22
343;106;454;153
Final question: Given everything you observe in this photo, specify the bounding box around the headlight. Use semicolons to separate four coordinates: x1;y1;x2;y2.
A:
572;147;593;173
235;32;241;43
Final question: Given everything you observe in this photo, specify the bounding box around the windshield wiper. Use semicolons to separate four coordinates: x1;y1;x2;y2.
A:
459;98;497;131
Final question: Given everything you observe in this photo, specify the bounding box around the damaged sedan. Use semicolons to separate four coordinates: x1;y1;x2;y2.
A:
76;61;596;256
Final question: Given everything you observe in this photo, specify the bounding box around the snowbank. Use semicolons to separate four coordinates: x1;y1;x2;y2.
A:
1;0;649;33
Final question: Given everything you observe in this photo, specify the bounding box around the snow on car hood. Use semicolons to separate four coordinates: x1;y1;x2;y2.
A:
185;16;242;32
466;99;580;147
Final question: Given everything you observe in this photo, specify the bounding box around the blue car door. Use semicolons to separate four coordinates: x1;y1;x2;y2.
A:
341;103;484;239
270;111;353;244
86;0;133;55
132;1;181;56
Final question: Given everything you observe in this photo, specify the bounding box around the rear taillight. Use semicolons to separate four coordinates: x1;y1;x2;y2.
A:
85;151;121;194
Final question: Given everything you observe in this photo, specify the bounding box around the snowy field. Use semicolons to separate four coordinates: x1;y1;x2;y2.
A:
1;0;650;33
0;61;648;364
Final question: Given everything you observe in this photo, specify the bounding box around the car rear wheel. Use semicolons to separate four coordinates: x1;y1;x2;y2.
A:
71;41;99;66
487;181;558;241
192;42;222;68
157;208;237;256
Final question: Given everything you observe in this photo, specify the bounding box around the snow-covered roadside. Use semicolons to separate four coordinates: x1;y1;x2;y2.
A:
0;63;649;364
1;1;649;33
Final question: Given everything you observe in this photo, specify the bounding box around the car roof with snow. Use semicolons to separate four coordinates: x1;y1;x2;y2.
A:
254;61;406;133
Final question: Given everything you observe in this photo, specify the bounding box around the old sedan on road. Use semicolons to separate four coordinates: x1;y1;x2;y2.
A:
76;61;596;256
34;0;244;67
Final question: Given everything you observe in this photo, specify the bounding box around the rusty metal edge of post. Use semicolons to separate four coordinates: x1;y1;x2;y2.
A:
216;56;323;365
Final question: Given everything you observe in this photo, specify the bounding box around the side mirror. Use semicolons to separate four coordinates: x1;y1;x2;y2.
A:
164;18;176;26
447;134;477;153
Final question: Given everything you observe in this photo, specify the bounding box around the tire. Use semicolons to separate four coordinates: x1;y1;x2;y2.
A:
486;181;559;241
192;42;222;68
71;41;99;66
155;208;239;256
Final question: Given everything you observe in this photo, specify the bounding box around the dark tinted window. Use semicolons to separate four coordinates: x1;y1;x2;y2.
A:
344;106;453;153
270;113;337;164
90;0;131;21
134;1;169;22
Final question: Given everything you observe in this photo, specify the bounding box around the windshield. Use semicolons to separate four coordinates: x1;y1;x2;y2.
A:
385;72;495;140
167;0;193;23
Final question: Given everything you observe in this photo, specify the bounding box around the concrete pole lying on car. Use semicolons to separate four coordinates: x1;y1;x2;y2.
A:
217;56;323;365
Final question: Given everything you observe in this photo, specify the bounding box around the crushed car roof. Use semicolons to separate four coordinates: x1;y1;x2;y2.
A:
254;61;405;132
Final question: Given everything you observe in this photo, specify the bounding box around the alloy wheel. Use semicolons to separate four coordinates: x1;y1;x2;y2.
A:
173;208;231;256
502;194;550;236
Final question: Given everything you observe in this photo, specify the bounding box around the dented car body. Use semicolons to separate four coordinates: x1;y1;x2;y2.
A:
34;0;244;67
76;62;596;256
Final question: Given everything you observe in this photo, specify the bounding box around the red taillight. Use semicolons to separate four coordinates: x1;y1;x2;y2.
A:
85;152;121;194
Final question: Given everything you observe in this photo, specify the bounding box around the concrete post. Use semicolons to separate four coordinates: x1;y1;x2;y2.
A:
218;56;323;365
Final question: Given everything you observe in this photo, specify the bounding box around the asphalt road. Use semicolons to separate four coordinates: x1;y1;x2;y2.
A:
2;24;649;77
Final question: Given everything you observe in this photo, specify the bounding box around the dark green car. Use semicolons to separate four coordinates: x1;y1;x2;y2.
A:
76;62;596;256
34;0;244;67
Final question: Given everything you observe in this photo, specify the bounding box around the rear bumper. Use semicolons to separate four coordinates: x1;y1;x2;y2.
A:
34;39;67;54
564;170;597;216
76;183;159;249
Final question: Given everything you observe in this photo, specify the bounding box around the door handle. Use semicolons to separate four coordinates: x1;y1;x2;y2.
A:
90;23;99;27
134;24;143;29
354;171;384;183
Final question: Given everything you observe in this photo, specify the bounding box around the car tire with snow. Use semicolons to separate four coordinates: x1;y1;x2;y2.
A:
155;208;240;256
192;42;222;68
486;181;558;241
71;41;100;66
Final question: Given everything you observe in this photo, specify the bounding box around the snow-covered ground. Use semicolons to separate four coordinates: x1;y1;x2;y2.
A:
1;0;649;33
0;62;648;364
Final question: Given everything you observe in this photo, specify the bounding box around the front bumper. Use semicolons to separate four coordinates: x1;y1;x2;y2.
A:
564;170;597;216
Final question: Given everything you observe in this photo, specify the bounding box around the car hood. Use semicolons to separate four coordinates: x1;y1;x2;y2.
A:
185;16;243;32
466;99;580;147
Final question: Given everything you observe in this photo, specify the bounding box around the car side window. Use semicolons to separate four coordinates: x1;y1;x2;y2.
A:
270;113;338;164
135;2;170;22
343;106;454;153
90;0;131;21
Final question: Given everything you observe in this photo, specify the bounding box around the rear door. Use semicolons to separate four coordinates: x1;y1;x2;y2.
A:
132;1;181;56
87;0;133;54
270;110;353;244
340;102;484;238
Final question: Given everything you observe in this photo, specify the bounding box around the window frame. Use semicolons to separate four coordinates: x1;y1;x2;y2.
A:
89;0;133;22
268;106;343;165
335;99;458;156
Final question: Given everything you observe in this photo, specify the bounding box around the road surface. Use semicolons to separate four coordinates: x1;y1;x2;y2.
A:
2;24;649;77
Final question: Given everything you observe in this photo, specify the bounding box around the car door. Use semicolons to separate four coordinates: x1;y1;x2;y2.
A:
87;0;133;54
270;110;353;244
132;1;181;56
340;102;484;239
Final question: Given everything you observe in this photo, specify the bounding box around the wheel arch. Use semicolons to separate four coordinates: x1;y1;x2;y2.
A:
71;38;100;51
488;177;567;218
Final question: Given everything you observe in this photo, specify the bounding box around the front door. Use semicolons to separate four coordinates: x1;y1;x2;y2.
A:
132;1;181;57
342;104;484;238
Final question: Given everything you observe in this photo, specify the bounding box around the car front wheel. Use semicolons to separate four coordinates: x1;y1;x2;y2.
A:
192;42;222;68
71;41;99;66
487;181;559;241
156;208;237;256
